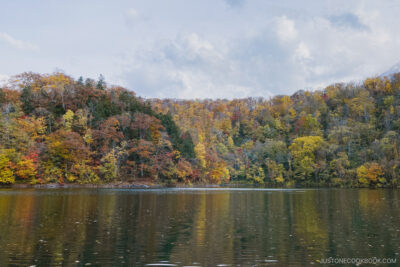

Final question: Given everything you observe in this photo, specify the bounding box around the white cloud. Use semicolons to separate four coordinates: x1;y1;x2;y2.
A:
276;16;297;43
117;3;400;99
0;74;9;86
0;32;39;51
293;13;398;84
295;42;311;61
125;7;148;28
126;8;139;18
3;0;400;99
119;33;261;99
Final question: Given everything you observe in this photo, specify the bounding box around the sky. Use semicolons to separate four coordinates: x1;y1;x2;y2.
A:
1;0;400;99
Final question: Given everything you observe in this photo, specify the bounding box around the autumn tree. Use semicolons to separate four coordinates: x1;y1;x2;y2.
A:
0;153;14;184
289;136;325;183
357;162;385;187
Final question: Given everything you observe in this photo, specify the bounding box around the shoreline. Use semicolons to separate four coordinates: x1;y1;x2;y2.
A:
2;182;285;189
3;182;225;189
7;182;160;189
1;183;397;189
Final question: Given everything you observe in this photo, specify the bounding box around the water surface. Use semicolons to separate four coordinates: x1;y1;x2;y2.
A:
0;188;399;266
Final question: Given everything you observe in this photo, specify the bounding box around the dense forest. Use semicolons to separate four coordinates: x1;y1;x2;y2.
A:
1;72;400;188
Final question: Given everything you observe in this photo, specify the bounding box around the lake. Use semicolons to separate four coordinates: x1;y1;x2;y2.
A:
0;188;399;266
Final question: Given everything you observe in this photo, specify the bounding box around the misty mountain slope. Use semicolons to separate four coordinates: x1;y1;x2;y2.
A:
381;62;400;77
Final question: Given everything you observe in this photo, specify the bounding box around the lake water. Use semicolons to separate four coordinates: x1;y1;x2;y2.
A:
0;188;399;266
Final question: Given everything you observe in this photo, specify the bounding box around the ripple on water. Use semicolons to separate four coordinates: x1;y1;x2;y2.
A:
145;264;177;266
1;188;399;266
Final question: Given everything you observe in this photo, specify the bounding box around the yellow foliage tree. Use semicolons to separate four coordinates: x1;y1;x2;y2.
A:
208;162;230;184
63;110;74;131
289;136;324;180
357;162;385;187
195;143;206;169
0;154;14;184
15;157;37;180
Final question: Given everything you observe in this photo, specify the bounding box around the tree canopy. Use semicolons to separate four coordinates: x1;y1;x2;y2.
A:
2;72;400;187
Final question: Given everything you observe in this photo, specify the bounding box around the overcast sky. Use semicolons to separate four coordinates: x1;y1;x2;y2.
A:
1;0;400;99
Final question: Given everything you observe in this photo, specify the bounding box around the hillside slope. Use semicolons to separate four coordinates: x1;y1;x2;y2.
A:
2;72;400;187
0;73;195;185
152;72;400;187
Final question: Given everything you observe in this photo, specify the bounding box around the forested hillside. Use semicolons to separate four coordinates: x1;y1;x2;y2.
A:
0;73;196;185
152;73;400;188
1;72;400;187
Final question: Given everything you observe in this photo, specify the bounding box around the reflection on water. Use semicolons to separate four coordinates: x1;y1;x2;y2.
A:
0;188;399;266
